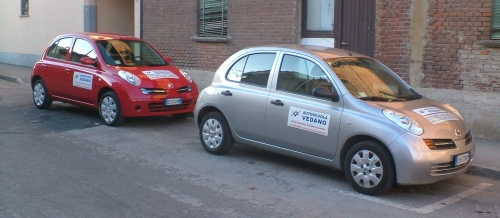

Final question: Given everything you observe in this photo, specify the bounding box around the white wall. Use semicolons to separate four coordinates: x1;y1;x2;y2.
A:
0;1;84;55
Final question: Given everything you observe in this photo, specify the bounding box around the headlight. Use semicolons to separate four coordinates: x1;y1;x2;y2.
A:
180;69;192;83
118;70;141;86
383;109;423;135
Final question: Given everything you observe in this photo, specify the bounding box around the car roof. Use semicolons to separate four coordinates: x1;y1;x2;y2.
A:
247;44;369;60
58;32;141;41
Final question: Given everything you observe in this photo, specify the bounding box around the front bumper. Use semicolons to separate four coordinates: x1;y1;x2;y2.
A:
118;84;199;117
391;132;476;185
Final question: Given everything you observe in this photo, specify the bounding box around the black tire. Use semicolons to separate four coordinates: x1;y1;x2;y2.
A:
172;112;190;119
32;79;53;109
99;91;125;126
199;112;233;155
344;141;395;196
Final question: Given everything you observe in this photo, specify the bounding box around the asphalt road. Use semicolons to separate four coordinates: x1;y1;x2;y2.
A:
1;79;499;218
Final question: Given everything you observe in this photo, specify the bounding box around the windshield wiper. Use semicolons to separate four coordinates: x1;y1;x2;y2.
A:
394;95;422;101
358;96;390;102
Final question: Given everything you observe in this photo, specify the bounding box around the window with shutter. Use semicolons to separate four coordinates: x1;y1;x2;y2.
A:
198;0;228;37
493;0;500;39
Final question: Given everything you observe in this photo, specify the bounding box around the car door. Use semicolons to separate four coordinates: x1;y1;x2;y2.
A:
42;37;74;98
65;38;100;105
217;52;277;140
265;53;342;159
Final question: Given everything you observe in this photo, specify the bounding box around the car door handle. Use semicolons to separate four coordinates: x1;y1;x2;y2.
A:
270;100;284;106
65;68;71;72
221;90;232;96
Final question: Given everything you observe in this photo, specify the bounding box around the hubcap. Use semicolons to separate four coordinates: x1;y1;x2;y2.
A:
350;150;383;188
33;83;45;106
100;96;117;123
202;118;223;149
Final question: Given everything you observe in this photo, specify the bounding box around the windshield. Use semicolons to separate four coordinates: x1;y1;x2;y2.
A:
326;57;421;102
96;39;167;67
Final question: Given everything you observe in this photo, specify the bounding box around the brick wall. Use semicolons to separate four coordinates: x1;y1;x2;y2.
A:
376;0;499;92
144;0;499;92
142;0;300;71
375;0;412;82
424;0;500;92
447;0;500;92
142;0;198;69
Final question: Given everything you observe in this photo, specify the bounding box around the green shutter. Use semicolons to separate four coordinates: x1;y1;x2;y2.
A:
199;0;228;37
493;0;500;39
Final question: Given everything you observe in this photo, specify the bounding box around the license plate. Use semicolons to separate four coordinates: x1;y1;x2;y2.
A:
165;98;182;106
454;152;470;166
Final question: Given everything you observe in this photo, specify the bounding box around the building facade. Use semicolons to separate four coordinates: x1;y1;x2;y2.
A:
142;0;500;94
0;0;137;67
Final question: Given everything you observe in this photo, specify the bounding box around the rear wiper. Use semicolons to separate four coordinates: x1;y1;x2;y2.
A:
358;96;390;102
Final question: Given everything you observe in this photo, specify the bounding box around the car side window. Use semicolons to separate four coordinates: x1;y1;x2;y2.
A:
226;53;276;87
277;54;333;97
70;39;97;63
46;37;73;60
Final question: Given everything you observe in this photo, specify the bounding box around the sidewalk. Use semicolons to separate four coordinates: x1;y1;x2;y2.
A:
1;62;499;180
0;63;30;85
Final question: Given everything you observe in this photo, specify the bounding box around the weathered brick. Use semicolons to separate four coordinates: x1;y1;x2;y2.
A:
141;0;499;92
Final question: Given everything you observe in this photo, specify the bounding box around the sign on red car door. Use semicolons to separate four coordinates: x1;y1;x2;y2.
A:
65;38;100;105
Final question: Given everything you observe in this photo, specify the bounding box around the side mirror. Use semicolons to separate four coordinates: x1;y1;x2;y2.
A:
80;57;97;67
164;56;172;63
312;86;339;102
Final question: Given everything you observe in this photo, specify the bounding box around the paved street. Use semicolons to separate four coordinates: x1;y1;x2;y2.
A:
1;71;500;217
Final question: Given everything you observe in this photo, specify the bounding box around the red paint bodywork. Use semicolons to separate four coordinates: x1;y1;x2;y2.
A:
31;32;199;118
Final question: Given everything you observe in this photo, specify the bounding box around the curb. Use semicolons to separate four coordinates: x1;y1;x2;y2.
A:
467;165;500;181
0;74;25;84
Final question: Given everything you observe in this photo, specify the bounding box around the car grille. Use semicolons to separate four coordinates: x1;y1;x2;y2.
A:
424;139;456;150
430;160;470;176
148;100;192;112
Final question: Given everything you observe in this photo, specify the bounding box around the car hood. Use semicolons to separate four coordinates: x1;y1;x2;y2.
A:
366;97;469;140
113;65;192;89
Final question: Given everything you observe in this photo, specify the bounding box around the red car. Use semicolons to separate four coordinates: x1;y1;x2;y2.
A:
31;33;199;126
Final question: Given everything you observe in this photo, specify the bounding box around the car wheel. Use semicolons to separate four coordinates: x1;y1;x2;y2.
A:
172;113;190;119
33;79;53;109
199;112;233;155
99;91;125;126
344;141;395;196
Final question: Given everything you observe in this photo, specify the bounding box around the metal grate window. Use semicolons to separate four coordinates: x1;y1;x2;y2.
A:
21;0;29;16
493;0;500;39
198;0;227;37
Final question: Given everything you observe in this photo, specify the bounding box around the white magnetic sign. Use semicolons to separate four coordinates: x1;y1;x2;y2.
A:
413;107;458;124
287;106;331;136
143;70;179;80
73;72;93;90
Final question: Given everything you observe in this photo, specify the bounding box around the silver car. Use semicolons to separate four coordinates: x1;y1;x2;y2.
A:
194;45;475;195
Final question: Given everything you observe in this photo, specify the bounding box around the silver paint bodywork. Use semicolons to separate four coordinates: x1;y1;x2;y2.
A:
194;45;476;185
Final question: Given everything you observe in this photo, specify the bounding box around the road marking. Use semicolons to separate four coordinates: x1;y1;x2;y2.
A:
328;182;493;214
